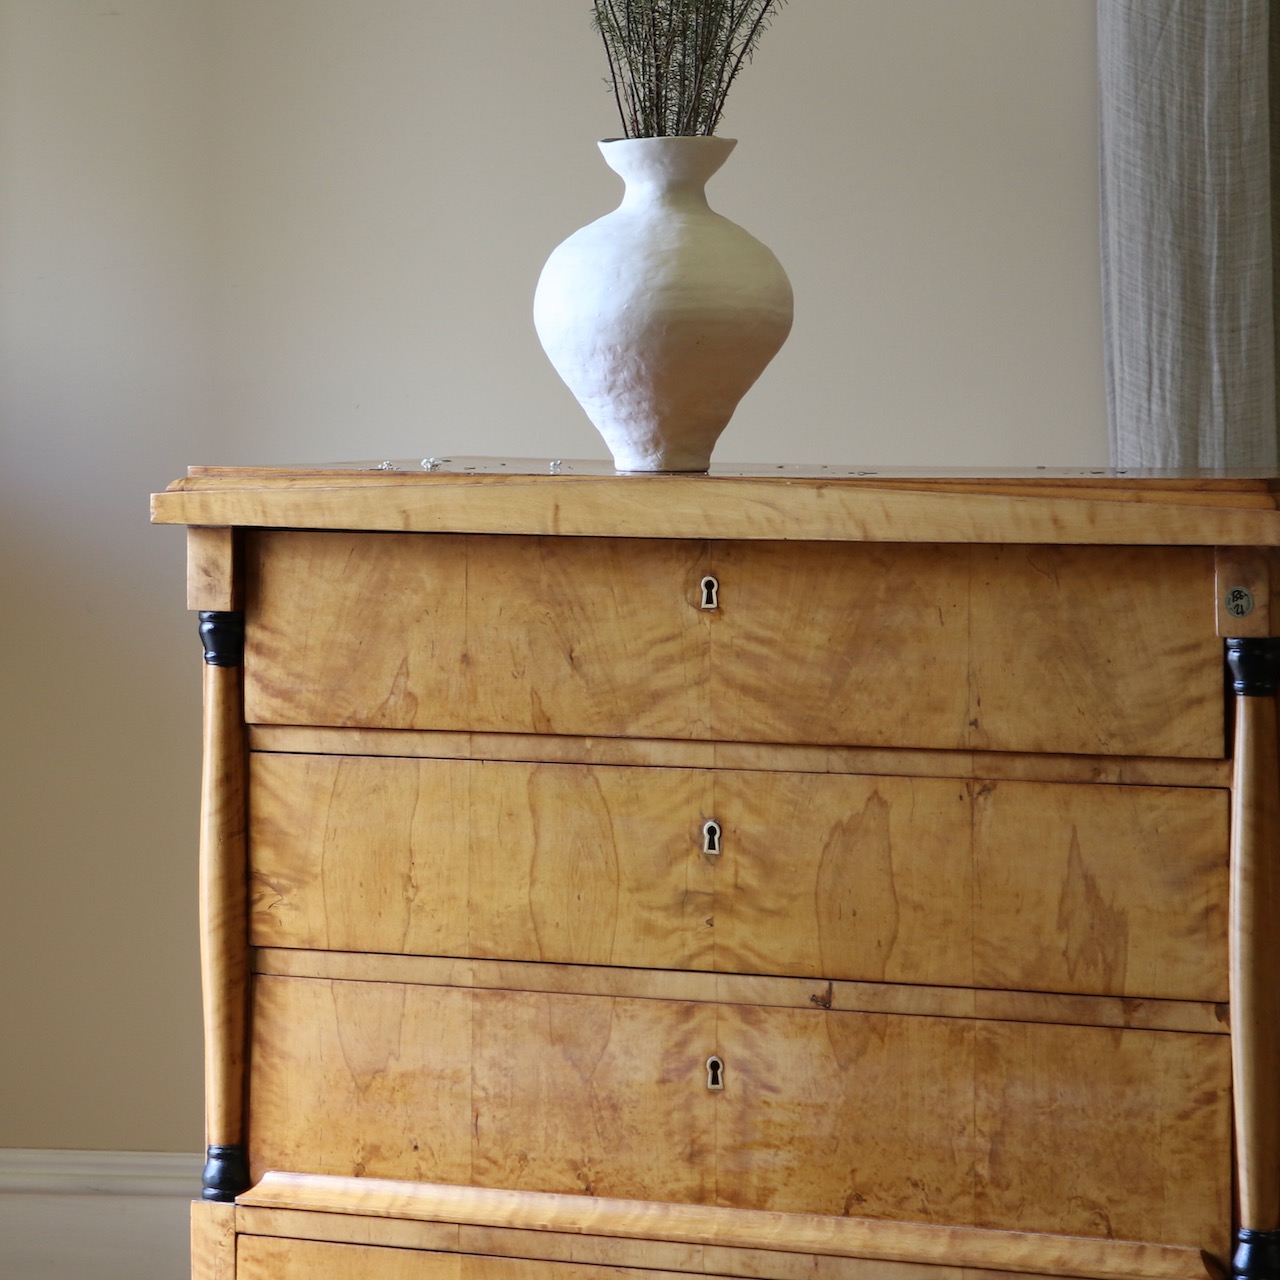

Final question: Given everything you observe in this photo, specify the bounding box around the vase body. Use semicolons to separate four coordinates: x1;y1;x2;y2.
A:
534;137;794;472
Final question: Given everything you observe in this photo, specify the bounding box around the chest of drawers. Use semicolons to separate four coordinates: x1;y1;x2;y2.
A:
152;464;1280;1280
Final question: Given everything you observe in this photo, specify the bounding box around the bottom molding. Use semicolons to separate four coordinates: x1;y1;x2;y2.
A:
238;1171;1223;1280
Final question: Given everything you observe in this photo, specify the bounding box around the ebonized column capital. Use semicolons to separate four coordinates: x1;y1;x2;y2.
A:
1227;637;1280;697
198;611;245;668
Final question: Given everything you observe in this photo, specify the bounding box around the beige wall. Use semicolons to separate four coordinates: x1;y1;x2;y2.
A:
0;0;1104;1154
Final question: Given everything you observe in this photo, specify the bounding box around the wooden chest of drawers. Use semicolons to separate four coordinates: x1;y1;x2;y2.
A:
152;464;1280;1280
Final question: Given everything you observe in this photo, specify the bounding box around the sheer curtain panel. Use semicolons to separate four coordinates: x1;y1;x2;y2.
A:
1098;0;1278;469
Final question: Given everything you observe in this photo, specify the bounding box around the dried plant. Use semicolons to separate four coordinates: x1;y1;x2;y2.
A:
592;0;789;138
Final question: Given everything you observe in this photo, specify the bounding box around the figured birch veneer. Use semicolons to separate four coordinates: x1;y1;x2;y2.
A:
155;464;1280;1280
247;754;1228;1000
241;532;1222;758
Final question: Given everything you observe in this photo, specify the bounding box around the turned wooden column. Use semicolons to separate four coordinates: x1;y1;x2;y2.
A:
198;610;249;1201
187;527;250;1203
1227;635;1280;1280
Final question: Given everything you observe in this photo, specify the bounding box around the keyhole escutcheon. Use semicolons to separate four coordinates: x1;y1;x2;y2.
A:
702;819;722;858
699;575;720;611
706;1055;725;1091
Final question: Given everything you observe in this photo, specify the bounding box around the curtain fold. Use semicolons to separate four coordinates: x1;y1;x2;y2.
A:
1098;0;1278;469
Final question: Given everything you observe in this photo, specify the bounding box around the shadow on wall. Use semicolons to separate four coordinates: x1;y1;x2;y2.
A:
0;474;204;1153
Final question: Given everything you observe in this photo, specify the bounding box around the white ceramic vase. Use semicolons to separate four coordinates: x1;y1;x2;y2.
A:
534;136;793;472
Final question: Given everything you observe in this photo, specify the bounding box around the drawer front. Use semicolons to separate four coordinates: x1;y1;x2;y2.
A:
235;1234;1209;1280
250;752;714;972
713;541;1222;757
239;1237;447;1280
248;976;1231;1250
244;532;712;741
718;1007;1230;1251
249;753;1228;1001
244;533;1223;758
250;977;717;1205
238;1239;741;1280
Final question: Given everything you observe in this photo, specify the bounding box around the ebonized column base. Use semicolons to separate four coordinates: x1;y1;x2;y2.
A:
1235;1229;1280;1280
201;1144;249;1202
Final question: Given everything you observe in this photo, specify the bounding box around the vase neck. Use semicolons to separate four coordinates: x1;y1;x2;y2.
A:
620;176;712;213
599;137;736;212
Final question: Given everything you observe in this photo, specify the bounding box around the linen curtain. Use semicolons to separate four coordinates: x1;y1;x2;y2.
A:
1098;0;1279;469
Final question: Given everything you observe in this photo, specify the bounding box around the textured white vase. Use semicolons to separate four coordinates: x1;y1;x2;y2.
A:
534;136;794;472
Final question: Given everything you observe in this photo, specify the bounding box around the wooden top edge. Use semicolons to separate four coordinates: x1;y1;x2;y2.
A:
150;484;1280;545
237;1173;1216;1280
150;461;1280;543
174;458;1280;489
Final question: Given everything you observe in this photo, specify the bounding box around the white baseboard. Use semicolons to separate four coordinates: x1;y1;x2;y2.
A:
0;1148;202;1280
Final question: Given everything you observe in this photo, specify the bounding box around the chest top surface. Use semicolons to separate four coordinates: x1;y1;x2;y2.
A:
152;459;1280;546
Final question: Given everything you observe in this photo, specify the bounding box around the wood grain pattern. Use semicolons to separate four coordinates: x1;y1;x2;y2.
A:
249;753;470;957
250;754;713;970
467;761;711;970
468;989;716;1203
151;468;1280;548
247;975;1232;1249
1230;693;1280;1231
974;1021;1233;1256
713;1004;974;1223
710;740;1231;789
253;947;1228;1036
237;1237;1015;1280
188;526;238;612
243;531;470;731
239;1235;461;1279
248;977;474;1188
718;1006;1231;1248
244;532;710;737
247;723;1234;788
243;533;1222;758
248;977;716;1204
965;545;1222;758
236;1207;465;1256
235;1205;1177;1280
237;1173;1222;1280
971;780;1228;1001
250;754;1227;1002
201;661;249;1159
463;534;712;739
713;772;973;985
707;541;970;749
249;975;697;1197
192;1201;237;1280
234;1233;1126;1280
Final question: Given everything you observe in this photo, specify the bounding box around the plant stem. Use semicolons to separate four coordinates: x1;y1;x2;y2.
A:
591;0;787;138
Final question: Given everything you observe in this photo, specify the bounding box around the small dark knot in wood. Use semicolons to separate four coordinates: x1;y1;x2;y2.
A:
199;610;245;668
1234;1229;1280;1280
1226;637;1280;697
201;1143;249;1202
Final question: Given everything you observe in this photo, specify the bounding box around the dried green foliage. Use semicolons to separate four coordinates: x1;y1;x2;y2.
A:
592;0;789;138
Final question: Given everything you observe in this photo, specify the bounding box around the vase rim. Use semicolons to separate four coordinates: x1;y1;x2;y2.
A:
599;136;738;146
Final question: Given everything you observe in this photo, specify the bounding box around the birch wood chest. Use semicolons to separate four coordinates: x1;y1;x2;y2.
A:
152;463;1280;1280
